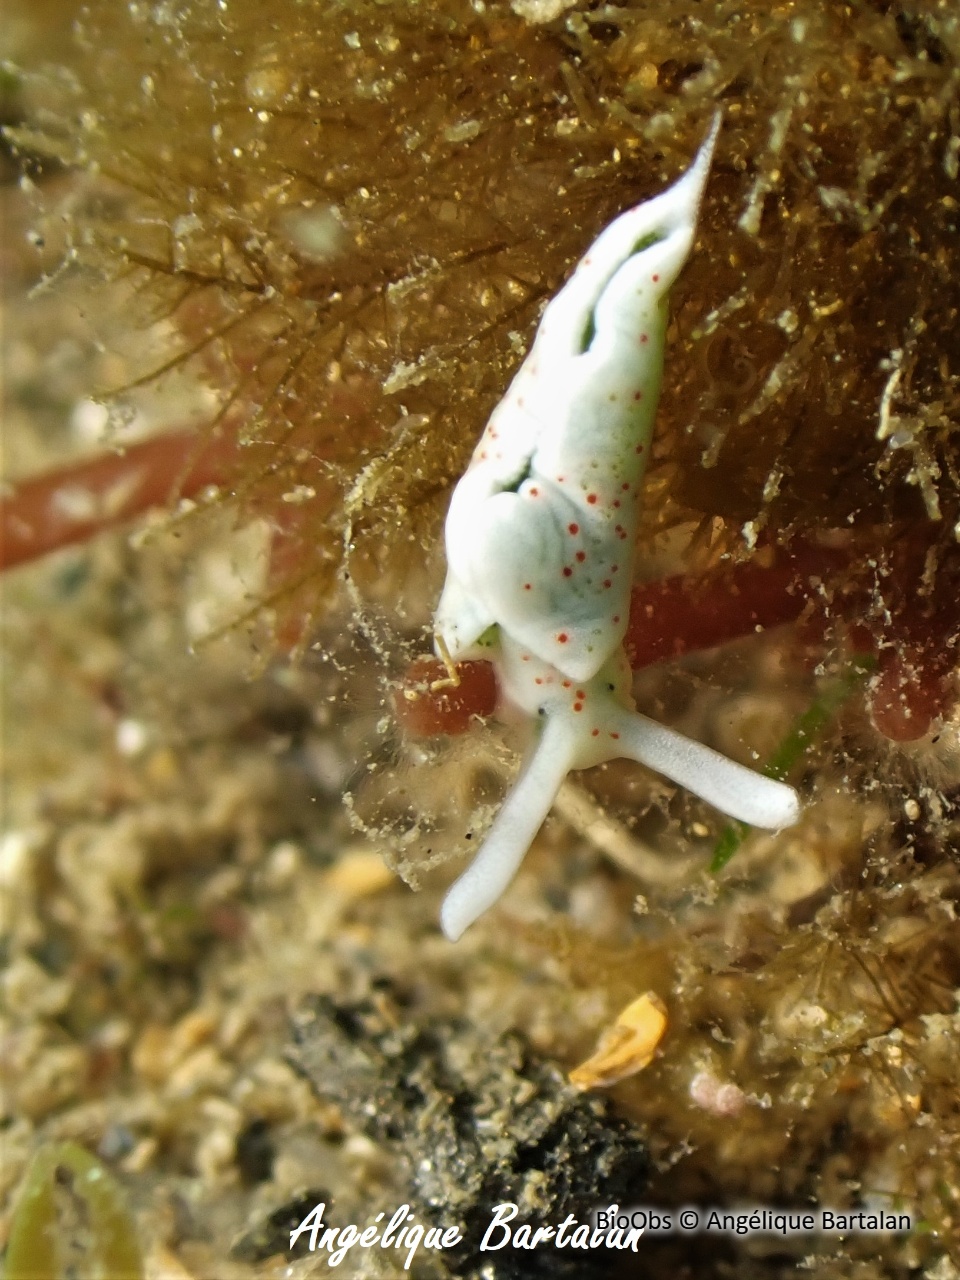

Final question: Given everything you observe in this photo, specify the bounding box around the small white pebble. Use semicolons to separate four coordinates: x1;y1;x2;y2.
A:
281;484;317;504
263;840;302;889
115;719;148;757
0;830;35;889
444;119;481;144
69;399;109;445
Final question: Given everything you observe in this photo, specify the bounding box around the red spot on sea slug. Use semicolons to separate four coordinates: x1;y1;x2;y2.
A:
557;633;569;644
587;493;598;504
610;732;620;740
568;522;579;534
563;566;573;577
639;333;648;343
591;728;600;737
573;702;583;712
652;274;659;282
633;391;643;401
524;583;532;590
576;551;586;562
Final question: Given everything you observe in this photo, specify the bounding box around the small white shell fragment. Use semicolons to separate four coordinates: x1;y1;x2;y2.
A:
689;1069;747;1117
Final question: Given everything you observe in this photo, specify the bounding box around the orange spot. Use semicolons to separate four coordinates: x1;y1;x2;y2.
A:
557;633;569;643
524;583;532;590
591;728;600;737
562;680;572;688
652;274;660;282
576;690;585;698
587;493;598;504
610;732;620;740
535;677;543;685
530;486;539;496
573;702;583;712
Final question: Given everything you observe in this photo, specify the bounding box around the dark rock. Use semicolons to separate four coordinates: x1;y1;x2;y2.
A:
286;989;650;1278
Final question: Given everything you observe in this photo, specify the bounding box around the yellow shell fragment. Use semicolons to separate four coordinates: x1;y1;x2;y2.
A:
569;992;668;1091
325;849;397;901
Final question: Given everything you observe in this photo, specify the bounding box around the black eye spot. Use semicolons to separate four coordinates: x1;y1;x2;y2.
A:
538;707;546;716
607;683;615;691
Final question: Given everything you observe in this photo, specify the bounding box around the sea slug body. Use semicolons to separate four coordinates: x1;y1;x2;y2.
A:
433;115;799;941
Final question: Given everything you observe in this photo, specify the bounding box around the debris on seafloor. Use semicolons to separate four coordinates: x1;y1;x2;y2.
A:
569;991;668;1091
284;986;650;1278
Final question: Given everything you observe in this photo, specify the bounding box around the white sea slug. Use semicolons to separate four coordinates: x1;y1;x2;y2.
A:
433;116;799;941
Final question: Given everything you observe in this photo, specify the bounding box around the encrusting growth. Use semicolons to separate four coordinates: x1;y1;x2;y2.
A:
433;115;799;941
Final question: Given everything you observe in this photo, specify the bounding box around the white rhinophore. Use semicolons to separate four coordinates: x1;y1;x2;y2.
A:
434;115;799;942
